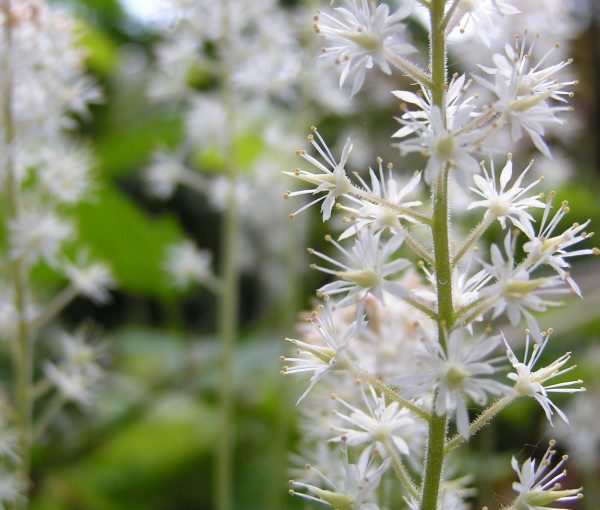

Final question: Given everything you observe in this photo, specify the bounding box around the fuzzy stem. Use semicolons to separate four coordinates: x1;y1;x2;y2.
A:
30;285;79;332
445;395;517;453
349;186;433;225
402;296;439;322
420;2;451;509
452;214;495;268
348;364;430;420
2;1;33;503
383;48;433;88
384;437;420;499
33;394;66;441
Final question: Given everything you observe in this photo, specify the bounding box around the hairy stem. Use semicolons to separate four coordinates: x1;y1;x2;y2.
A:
445;395;517;453
384;437;420;499
348;364;430;420
420;2;451;509
452;215;495;268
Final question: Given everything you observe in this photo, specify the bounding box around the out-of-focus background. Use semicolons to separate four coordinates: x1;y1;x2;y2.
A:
20;0;600;508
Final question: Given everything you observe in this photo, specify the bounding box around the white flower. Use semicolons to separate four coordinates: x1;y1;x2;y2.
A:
285;128;353;221
451;0;519;47
63;258;115;305
404;330;509;438
164;240;215;290
475;35;576;157
504;330;584;426
522;194;598;296
508;440;582;510
0;471;23;509
44;326;105;406
290;447;390;510
145;150;188;199
39;145;94;204
281;301;363;404
338;158;422;239
482;232;569;340
330;384;418;457
310;229;412;306
393;106;482;183
314;0;416;96
468;156;544;237
9;209;73;267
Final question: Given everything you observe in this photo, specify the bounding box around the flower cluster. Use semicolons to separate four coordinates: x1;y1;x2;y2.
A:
282;0;592;508
0;0;114;501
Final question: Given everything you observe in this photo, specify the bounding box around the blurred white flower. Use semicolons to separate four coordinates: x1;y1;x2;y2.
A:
9;209;73;267
63;257;115;304
164;240;215;290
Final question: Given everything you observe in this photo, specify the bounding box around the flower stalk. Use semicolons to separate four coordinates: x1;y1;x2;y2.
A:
1;0;33;500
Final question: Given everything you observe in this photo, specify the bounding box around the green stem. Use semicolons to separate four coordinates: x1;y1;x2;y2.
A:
2;1;33;503
451;215;495;268
216;177;239;510
384;437;420;499
420;410;448;510
215;2;238;508
420;3;451;509
348;365;430;420
33;394;66;441
445;395;517;453
402;297;439;322
30;285;79;332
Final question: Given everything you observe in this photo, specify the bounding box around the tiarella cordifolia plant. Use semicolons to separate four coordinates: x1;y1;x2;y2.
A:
283;1;597;508
0;0;114;506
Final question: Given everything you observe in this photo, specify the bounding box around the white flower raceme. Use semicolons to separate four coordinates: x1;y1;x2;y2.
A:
482;232;569;340
468;156;544;237
285;129;353;221
310;229;412;306
504;330;584;425
330;385;418;457
290;447;390;510
404;330;509;438
449;0;519;47
281;301;364;404
475;34;576;157
164;240;215;290
507;440;582;510
522;194;599;296
338;158;422;239
0;0;102;177
314;0;416;96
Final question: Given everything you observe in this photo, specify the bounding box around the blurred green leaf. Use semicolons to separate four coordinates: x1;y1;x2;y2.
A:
75;186;184;298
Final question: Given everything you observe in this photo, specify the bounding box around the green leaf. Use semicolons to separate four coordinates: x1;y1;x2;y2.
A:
75;186;185;298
